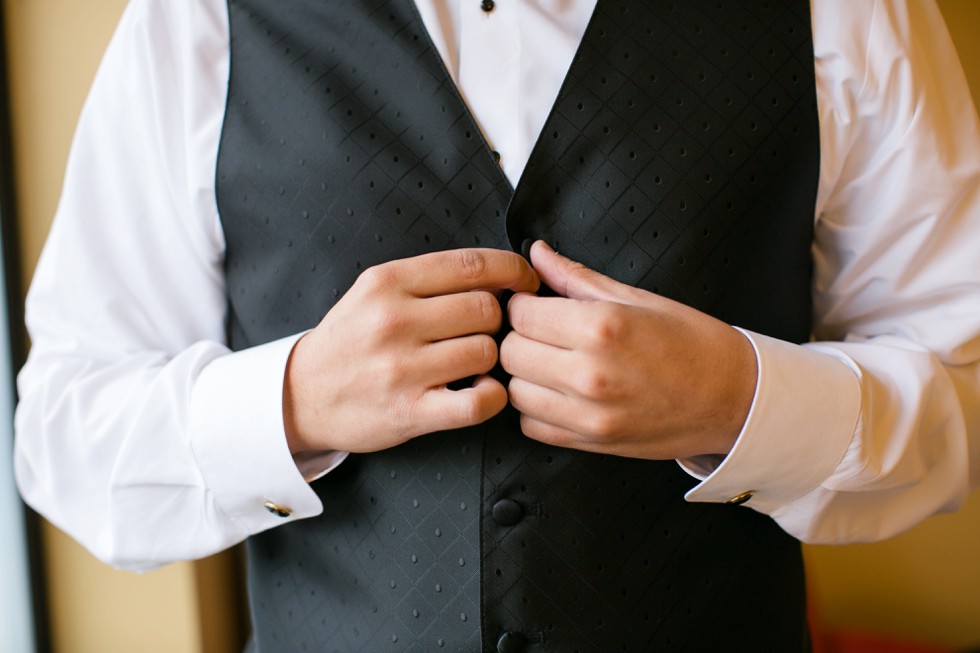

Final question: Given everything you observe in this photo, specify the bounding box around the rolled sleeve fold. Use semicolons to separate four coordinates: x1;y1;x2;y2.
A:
189;334;330;532
680;329;861;514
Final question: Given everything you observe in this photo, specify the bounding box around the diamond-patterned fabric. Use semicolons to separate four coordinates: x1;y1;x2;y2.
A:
217;0;819;651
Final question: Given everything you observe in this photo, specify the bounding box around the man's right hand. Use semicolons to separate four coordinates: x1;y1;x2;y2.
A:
283;248;539;455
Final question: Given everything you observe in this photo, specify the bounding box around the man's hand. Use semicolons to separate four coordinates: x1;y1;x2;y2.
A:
500;241;756;460
284;248;539;455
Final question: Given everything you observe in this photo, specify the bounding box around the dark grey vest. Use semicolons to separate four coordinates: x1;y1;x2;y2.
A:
216;1;820;651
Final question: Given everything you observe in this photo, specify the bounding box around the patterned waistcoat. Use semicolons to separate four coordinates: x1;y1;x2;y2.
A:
216;1;820;650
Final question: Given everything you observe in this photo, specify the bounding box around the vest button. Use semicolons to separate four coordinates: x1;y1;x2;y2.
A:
520;238;535;260
496;631;527;653
481;0;496;13
492;498;524;526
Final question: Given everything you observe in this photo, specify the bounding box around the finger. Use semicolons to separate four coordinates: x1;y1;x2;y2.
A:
416;290;502;341
418;374;508;432
379;248;540;298
509;292;646;356
422;334;499;386
507;376;582;433
499;331;580;393
529;240;639;303
507;293;606;350
519;414;599;453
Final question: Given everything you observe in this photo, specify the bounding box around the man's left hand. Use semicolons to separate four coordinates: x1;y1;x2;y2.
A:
500;240;757;460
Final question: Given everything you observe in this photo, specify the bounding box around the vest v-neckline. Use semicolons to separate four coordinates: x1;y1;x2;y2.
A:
404;0;603;207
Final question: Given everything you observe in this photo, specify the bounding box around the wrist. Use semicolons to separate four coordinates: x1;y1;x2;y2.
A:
716;326;758;455
282;332;314;455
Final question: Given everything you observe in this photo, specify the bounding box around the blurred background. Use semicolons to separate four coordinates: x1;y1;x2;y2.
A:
1;1;978;652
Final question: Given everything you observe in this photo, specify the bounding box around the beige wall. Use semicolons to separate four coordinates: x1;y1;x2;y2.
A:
4;1;979;651
805;493;980;648
5;0;128;281
5;1;236;652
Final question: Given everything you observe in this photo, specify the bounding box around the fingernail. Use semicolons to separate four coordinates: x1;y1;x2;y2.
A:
537;240;554;253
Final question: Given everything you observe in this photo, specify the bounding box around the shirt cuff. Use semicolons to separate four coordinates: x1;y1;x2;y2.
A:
189;333;334;533
679;329;861;513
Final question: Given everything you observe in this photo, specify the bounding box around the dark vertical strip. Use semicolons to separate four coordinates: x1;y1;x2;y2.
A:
0;6;51;653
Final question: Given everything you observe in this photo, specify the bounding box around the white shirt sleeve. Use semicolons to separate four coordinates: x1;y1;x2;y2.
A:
12;0;337;571
16;0;980;572
12;0;594;571
683;0;980;544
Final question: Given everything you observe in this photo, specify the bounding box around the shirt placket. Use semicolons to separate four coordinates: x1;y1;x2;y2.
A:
458;0;523;185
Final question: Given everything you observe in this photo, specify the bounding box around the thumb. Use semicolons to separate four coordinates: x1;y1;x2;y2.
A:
529;240;637;303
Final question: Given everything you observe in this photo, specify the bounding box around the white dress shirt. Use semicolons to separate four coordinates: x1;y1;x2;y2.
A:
14;0;980;571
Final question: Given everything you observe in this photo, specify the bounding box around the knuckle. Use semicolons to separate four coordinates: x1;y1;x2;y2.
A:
473;335;499;370
459;389;497;425
575;367;613;400
458;397;485;425
367;304;404;338
584;410;619;439
507;252;532;283
555;260;592;296
473;291;502;329
357;262;397;293
450;249;489;281
584;305;626;348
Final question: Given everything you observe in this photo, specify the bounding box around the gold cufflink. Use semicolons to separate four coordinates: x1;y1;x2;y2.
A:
263;501;292;518
726;491;754;506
